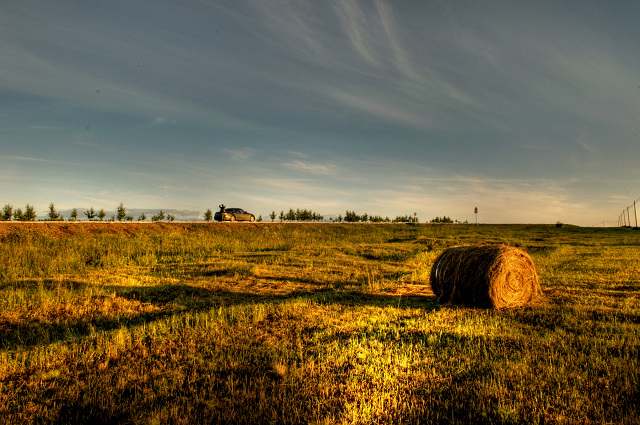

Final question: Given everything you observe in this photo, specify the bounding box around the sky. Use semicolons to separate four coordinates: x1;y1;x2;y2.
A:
1;0;639;225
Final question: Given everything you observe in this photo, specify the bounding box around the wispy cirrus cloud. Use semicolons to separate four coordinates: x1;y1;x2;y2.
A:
0;154;68;164
329;90;433;130
281;160;335;175
224;148;260;162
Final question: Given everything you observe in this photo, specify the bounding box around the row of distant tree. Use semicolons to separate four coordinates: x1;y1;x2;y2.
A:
266;209;423;223
1;204;37;221
269;208;323;222
1;202;464;224
430;216;467;224
1;203;175;222
336;210;419;223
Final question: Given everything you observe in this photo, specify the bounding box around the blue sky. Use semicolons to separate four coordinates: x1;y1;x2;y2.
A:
1;0;639;224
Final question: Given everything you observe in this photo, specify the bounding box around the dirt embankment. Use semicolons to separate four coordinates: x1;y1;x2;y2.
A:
0;221;277;239
0;221;367;240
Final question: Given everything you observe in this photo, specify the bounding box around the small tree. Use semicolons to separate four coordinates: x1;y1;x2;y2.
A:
47;203;61;221
167;214;175;222
344;210;359;222
138;212;147;222
270;211;276;222
257;215;262;222
85;207;97;221
69;208;78;221
116;203;127;222
204;209;213;222
24;204;37;221
13;208;24;221
279;211;284;222
1;204;13;221
97;208;107;221
286;208;295;222
152;210;165;222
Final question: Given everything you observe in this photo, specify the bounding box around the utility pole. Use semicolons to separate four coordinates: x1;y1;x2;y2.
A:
634;201;638;229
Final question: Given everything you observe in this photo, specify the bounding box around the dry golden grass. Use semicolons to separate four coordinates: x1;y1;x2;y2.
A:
0;222;638;424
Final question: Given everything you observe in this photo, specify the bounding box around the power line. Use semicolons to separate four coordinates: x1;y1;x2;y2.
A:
591;221;618;227
617;197;639;228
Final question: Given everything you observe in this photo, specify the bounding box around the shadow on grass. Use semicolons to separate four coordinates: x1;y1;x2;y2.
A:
0;278;438;351
0;278;89;291
502;302;640;335
171;263;340;287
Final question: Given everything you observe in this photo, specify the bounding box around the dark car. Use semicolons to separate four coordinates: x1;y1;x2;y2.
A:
214;208;255;222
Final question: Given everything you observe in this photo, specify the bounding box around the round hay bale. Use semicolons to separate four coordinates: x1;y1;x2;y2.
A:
429;244;543;309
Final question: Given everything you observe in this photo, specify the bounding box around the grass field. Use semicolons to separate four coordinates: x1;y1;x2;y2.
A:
0;222;638;424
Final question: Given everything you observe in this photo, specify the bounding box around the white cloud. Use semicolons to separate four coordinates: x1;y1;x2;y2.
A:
333;0;381;67
224;148;260;162
152;117;167;126
282;160;334;174
329;90;432;129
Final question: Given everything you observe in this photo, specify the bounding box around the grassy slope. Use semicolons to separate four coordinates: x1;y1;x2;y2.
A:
0;222;638;424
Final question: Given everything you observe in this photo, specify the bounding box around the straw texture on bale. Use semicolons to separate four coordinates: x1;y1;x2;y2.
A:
430;244;542;309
